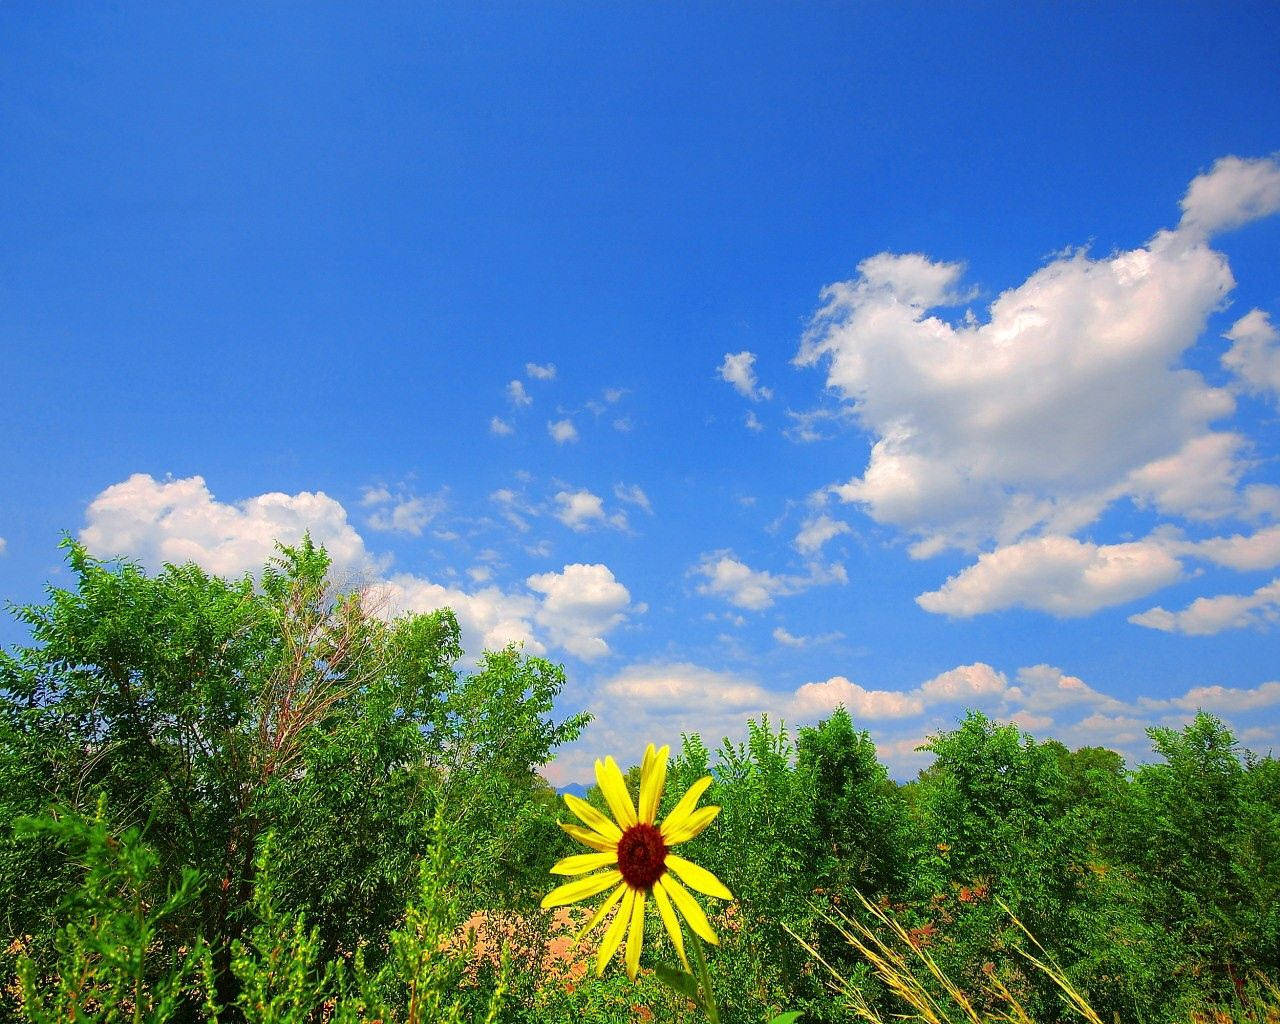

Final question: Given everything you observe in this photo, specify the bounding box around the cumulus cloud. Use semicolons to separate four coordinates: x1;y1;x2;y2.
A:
718;351;773;401
693;551;846;610
794;514;851;555
545;653;1280;785
916;535;1183;617
553;489;627;532
792;676;925;719
490;417;515;436
1129;578;1280;635
506;380;532;407
797;158;1280;565
81;474;381;582
548;419;579;444
525;362;557;381
1185;524;1280;571
1179;153;1280;238
1223;309;1280;400
527;563;634;660
80;474;635;664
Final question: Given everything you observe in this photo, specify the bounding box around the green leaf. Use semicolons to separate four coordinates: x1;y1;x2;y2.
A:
769;1013;804;1024
654;963;703;1003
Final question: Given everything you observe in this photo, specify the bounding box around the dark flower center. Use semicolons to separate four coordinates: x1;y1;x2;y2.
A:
616;822;667;890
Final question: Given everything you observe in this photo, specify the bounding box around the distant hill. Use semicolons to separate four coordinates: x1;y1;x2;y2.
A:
556;782;591;798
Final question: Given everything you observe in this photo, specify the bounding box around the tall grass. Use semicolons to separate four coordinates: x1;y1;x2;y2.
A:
787;892;1279;1024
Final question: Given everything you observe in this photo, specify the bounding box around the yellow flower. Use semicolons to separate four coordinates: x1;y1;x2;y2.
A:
541;744;733;981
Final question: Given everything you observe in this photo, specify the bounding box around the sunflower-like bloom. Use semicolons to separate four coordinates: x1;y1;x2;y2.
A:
541;744;733;981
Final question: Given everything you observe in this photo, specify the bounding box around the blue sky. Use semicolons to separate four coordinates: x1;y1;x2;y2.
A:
3;4;1279;782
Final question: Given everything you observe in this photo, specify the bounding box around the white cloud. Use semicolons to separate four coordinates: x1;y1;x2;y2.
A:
603;388;625;404
792;676;924;719
1178;153;1280;238
1124;432;1251;520
553;489;627;532
545;654;1280;786
527;563;634;660
80;475;640;665
614;483;653;514
489;416;515;436
794;514;851;555
360;486;393;506
718;351;773;401
1140;680;1280;714
548;419;579;444
1129;578;1280;635
772;626;843;648
1223;309;1280;400
693;551;846;611
918;662;1010;702
796;179;1258;554
525;362;557;381
744;410;764;432
81;474;381;582
0;537;7;556
376;573;544;657
366;494;443;536
1185;524;1280;571
507;380;532;407
916;535;1183;617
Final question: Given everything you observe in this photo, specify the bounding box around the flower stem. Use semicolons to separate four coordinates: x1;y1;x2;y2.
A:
690;932;720;1024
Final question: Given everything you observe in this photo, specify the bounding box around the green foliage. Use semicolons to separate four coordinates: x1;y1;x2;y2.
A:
11;799;208;1024
3;536;1279;1024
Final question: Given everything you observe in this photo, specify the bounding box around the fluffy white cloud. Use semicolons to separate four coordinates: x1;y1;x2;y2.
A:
80;474;637;664
1129;578;1280;635
507;380;532;407
791;676;924;719
376;573;543;656
917;662;1009;702
1179;153;1280;238
553;489;627;532
1185;524;1280;571
525;362;557;381
545;654;1280;785
693;551;846;610
794;162;1280;558
527;563;634;660
794;514;851;555
81;474;381;582
916;535;1183;617
744;410;764;432
718;351;773;401
1223;309;1280;400
490;416;515;436
547;419;579;444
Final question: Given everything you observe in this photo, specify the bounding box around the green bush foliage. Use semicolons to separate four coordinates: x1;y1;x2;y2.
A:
2;540;1277;1023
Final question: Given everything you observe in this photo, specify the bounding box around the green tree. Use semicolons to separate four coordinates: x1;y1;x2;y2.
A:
0;538;585;1014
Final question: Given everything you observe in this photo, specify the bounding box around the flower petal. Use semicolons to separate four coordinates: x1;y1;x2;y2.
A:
652;875;688;971
559;821;618;853
541;869;623;909
638;744;669;825
664;805;720;846
658;874;718;946
665;854;732;900
564;793;623;841
551;851;619;876
659;775;712;839
596;886;635;976
573;882;627;945
625;887;647;982
595;756;638;829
